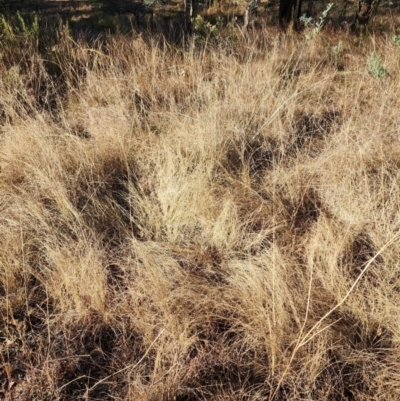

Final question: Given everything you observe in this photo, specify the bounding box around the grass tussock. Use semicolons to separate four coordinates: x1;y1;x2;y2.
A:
1;24;400;400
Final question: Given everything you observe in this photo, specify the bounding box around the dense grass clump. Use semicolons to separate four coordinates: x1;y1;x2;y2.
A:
1;21;400;400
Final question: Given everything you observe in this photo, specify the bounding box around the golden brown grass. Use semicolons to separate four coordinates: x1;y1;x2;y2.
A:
1;23;400;400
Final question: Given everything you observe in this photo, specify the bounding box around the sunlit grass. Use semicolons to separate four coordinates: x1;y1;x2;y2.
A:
0;22;400;400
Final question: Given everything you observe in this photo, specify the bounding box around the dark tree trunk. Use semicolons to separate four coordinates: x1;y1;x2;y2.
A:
279;0;295;26
354;0;373;25
353;0;381;27
184;0;196;34
244;0;259;30
295;0;303;21
306;0;315;17
279;0;302;28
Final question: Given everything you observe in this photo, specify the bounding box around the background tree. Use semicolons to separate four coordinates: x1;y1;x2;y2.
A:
279;0;303;28
244;0;259;30
95;0;164;23
184;0;197;33
353;0;381;26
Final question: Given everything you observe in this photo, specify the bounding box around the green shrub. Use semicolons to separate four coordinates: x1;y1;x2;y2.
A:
367;51;388;78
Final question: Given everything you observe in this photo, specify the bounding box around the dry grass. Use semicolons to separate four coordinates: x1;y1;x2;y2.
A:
0;22;400;400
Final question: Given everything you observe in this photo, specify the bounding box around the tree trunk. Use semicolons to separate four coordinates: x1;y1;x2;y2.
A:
353;0;381;27
184;0;195;34
279;0;302;28
244;0;259;30
354;0;373;25
294;0;303;22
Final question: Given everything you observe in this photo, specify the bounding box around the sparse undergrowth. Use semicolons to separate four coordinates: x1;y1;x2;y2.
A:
1;23;400;400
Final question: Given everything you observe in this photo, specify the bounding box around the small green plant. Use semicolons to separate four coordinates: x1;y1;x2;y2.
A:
332;40;343;61
0;12;39;43
0;14;15;42
299;14;313;27
14;11;39;41
300;3;333;40
367;52;388;78
392;35;400;47
194;15;222;44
